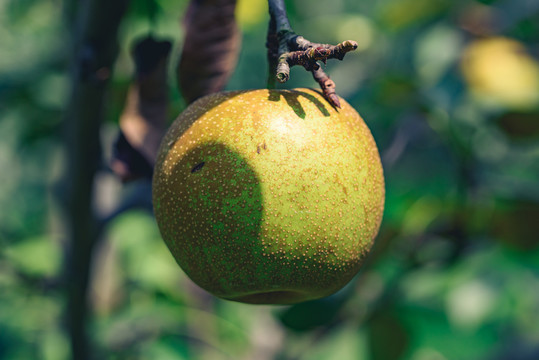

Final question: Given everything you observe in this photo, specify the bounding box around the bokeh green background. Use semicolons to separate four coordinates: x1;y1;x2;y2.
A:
1;0;539;359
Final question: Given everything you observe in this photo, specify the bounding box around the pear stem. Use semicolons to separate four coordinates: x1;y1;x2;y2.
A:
266;0;358;108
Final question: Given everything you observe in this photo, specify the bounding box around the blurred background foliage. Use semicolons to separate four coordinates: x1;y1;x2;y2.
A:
1;0;539;359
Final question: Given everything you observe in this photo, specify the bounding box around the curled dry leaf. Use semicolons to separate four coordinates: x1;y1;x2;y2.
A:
177;0;241;104
112;36;171;182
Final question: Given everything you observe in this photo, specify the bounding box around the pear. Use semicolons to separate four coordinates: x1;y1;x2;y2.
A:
152;88;384;304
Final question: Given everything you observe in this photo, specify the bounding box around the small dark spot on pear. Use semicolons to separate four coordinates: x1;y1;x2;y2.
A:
257;140;267;154
191;162;205;173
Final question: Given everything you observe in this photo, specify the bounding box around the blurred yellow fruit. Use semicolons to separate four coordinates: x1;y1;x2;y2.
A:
461;37;539;110
236;0;267;29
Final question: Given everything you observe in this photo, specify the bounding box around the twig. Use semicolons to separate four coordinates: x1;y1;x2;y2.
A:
312;66;340;109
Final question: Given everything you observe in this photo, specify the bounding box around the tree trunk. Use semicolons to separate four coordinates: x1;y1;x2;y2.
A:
62;0;130;358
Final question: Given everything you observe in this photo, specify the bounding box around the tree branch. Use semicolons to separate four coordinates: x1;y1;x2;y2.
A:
61;0;130;359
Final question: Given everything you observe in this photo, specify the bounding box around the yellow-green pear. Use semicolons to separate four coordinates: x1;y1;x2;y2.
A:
152;88;384;304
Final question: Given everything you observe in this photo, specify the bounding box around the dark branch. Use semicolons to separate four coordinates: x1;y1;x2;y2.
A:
266;17;279;88
268;0;292;32
61;0;130;359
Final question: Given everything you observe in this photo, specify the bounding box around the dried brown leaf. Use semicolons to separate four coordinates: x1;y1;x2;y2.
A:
113;36;171;181
177;0;241;104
